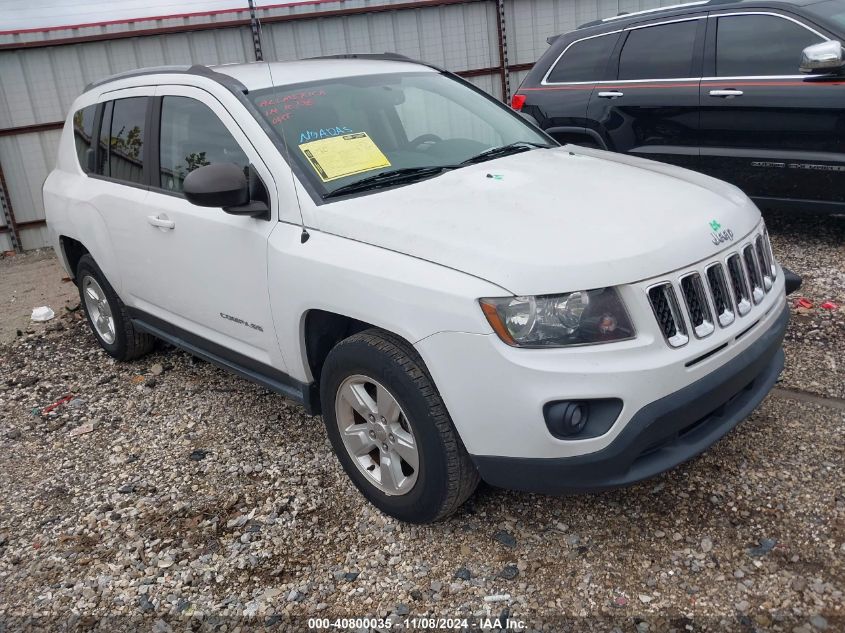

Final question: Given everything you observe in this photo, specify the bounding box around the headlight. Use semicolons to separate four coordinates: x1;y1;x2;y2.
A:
479;288;635;347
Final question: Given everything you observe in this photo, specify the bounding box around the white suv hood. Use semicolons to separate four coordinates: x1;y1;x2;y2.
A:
310;147;761;295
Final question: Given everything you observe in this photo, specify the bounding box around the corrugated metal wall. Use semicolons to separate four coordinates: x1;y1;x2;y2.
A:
0;0;677;252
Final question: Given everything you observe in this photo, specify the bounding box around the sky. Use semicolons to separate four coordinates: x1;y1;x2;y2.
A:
0;1;307;32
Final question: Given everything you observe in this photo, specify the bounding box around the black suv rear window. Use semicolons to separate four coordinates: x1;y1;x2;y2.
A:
618;20;698;80
546;33;617;83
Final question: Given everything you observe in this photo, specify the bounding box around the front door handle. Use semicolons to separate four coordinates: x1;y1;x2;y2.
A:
709;89;744;98
147;215;175;230
597;91;624;99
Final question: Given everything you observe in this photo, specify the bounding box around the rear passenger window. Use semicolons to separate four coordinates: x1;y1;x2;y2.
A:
715;14;822;76
546;33;617;83
95;97;147;185
618;20;699;80
158;96;249;193
72;105;96;173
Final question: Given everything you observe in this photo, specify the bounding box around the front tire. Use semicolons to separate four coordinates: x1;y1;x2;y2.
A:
77;254;154;361
320;329;479;523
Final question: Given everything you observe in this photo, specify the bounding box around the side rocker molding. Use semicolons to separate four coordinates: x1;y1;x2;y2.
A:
128;308;320;414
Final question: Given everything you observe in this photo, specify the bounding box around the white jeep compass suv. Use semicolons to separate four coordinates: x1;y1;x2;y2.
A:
44;56;797;523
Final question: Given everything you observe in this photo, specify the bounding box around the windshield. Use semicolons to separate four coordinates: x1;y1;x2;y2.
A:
806;0;845;30
249;71;552;197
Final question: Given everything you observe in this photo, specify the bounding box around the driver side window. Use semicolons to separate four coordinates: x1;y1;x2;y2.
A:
714;14;823;77
159;96;249;193
394;86;502;147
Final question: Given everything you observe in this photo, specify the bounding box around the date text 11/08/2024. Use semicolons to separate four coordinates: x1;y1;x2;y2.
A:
307;616;527;630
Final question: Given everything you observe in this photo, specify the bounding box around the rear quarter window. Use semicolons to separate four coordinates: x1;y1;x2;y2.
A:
72;105;96;173
545;33;618;83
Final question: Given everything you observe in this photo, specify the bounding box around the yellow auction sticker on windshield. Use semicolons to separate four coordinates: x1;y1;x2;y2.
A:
299;132;391;182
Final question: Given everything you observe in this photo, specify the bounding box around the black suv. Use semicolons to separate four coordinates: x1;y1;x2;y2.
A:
515;0;845;214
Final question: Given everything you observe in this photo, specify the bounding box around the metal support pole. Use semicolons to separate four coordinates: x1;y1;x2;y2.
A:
495;0;510;103
0;160;21;253
248;0;264;61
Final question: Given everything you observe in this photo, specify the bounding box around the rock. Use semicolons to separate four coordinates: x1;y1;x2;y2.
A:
68;421;95;437
410;590;422;600
6;429;21;440
498;565;519;580
117;484;136;494
145;378;157;388
67;397;85;408
565;533;580;546
139;594;154;613
654;530;666;538
493;530;516;548
638;595;653;604
395;604;410;616
810;615;828;630
736;600;751;612
701;537;714;553
454;567;471;581
430;580;442;592
150;364;164;376
189;449;208;461
748;538;777;557
343;572;359;582
157;556;174;568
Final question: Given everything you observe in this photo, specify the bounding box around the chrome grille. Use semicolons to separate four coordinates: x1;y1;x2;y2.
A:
680;273;715;338
648;283;689;347
727;254;752;316
743;244;765;304
647;228;777;348
756;234;774;289
705;263;735;327
762;230;777;280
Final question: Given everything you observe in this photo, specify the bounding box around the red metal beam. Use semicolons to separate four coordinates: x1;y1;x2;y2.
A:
0;218;45;235
0;121;64;138
0;0;488;51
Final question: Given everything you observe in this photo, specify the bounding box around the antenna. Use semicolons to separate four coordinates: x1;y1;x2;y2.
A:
264;57;311;244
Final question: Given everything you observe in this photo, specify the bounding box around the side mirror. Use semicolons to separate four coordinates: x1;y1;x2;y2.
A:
183;163;269;219
800;40;844;74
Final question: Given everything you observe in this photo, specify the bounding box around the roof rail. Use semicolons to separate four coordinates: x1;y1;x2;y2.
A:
84;64;248;93
577;0;709;28
305;52;416;62
599;0;708;22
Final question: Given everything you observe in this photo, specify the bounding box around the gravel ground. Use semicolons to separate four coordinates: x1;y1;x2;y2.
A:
0;211;843;632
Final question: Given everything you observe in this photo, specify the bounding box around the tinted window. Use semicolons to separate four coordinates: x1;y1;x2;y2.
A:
618;20;699;79
96;97;146;184
96;101;113;176
159;96;249;193
72;105;96;173
546;34;617;83
716;15;822;76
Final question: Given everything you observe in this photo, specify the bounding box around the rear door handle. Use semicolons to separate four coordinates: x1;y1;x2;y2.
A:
147;215;175;230
597;91;624;99
709;89;744;98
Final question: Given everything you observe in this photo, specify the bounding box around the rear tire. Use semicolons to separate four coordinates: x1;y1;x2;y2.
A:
320;329;479;523
76;254;154;361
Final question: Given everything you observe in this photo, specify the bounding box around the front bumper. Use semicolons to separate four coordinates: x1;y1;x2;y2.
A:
472;304;788;493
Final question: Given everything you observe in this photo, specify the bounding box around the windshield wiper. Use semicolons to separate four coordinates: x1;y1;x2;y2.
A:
460;141;554;166
323;166;457;199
